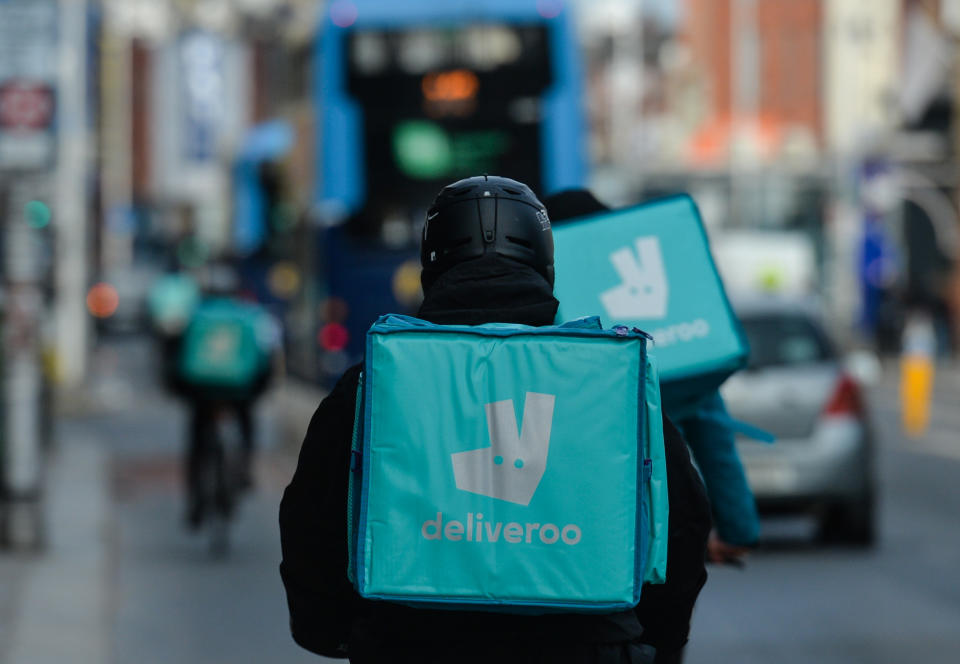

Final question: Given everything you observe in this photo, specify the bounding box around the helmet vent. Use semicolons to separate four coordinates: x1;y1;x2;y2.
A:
500;186;522;195
506;235;532;249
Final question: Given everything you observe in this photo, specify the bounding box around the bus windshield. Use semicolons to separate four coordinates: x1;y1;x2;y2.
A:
344;23;553;241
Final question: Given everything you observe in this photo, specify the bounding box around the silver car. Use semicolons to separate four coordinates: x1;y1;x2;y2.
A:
720;298;876;546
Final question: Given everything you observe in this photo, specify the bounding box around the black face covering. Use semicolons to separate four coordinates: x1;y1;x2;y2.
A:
417;254;559;328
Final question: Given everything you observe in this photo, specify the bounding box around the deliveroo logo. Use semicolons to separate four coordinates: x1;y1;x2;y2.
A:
451;392;555;506
600;236;669;319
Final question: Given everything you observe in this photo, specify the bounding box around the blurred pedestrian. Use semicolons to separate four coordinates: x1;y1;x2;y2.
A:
545;188;760;564
280;177;711;664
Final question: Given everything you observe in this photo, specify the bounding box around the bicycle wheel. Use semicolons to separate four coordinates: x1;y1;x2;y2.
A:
193;417;228;557
210;412;248;558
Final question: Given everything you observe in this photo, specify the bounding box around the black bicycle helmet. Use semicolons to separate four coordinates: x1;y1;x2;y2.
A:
421;175;554;289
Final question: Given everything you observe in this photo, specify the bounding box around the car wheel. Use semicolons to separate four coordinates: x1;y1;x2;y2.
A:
818;491;876;548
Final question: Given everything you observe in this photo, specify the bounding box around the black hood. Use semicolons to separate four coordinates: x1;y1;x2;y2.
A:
417;254;559;327
543;188;610;224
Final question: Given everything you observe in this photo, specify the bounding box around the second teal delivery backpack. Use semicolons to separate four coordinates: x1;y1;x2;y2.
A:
348;315;668;613
178;299;270;392
552;194;749;411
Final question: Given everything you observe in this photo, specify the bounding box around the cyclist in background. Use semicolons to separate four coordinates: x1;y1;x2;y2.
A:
165;260;281;529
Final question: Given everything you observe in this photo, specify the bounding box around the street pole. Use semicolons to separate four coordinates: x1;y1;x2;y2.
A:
53;0;90;389
948;0;960;356
2;182;48;549
0;0;61;549
607;0;644;191
730;0;759;227
100;11;134;275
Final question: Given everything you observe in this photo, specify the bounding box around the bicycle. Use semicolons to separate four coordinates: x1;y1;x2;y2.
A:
193;403;249;558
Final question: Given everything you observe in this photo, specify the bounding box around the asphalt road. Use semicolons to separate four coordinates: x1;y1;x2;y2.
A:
7;338;960;663
686;365;960;664
63;339;332;664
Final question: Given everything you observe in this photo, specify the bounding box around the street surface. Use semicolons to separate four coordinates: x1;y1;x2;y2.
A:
1;337;333;664
687;362;960;664
2;338;959;663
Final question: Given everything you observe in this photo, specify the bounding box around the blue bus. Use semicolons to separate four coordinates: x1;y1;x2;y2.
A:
300;0;587;381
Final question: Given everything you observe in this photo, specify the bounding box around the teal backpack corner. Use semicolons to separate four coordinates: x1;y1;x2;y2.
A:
552;193;750;412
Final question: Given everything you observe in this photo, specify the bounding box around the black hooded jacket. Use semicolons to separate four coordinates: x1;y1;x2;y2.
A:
279;256;711;663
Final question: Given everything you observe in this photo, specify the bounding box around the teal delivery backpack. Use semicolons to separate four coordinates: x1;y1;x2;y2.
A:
178;299;270;391
348;315;668;613
552;195;749;411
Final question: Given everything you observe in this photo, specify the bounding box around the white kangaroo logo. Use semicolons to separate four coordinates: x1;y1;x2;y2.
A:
451;392;555;506
600;236;669;319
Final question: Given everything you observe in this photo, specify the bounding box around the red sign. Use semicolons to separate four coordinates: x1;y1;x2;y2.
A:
0;82;54;130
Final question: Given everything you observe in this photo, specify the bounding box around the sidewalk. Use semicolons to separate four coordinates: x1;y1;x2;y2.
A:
0;551;31;662
0;336;331;664
1;435;111;664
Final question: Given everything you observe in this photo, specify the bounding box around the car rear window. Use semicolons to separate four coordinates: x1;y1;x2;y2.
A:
740;313;835;369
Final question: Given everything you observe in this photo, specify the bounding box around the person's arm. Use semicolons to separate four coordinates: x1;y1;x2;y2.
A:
279;365;362;658
160;332;188;397
681;391;760;548
635;415;712;662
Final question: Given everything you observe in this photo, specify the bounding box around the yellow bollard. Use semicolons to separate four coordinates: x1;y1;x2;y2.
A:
900;355;934;436
900;314;936;437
